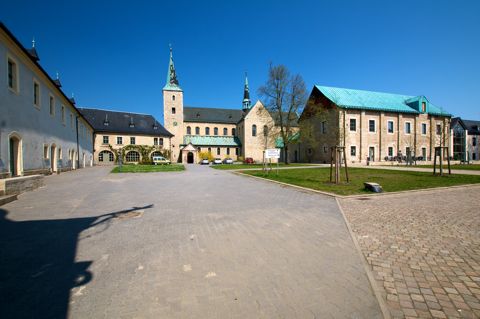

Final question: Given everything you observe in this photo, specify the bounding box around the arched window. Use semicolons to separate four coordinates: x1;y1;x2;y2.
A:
214;127;218;135
232;128;236;136
99;150;114;162
252;124;257;137
187;126;191;135
151;151;162;159
217;147;221;155
125;151;140;162
172;95;175;101
205;127;210;135
195;127;200;135
263;125;268;136
223;128;228;136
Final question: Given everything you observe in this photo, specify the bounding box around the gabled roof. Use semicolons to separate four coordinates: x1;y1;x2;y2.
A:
462;119;480;135
314;85;451;116
183;135;242;147
451;117;467;130
184;106;244;124
78;108;172;136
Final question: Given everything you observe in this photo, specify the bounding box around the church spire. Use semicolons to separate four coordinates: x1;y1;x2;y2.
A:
242;72;251;111
163;44;182;91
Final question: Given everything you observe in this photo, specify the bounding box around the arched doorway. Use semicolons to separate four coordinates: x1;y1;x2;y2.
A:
187;152;194;164
150;151;162;160
98;150;114;165
8;134;22;176
50;144;57;172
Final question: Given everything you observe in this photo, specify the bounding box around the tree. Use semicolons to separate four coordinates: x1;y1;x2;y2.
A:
258;64;307;164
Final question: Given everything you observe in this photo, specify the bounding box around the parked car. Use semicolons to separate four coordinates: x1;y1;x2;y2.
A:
244;157;255;164
213;158;222;165
152;156;171;165
200;159;209;165
223;158;233;164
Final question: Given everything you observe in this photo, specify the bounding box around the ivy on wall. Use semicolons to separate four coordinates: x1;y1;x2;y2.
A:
107;144;171;164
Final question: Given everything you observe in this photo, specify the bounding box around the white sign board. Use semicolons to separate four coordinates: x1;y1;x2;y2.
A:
265;148;281;159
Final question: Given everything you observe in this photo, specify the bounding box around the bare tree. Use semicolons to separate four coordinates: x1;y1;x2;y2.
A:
258;64;307;164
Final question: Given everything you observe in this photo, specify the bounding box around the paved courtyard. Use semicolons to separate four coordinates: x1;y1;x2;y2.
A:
340;187;480;319
0;165;382;319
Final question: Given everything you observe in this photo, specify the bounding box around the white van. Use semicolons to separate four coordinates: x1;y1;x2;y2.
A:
152;156;171;165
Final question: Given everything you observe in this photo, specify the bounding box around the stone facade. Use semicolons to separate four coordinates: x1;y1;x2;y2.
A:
0;23;94;178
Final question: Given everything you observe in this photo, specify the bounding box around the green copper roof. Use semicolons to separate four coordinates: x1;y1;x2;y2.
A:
315;85;450;116
163;47;182;91
275;131;300;148
183;135;242;147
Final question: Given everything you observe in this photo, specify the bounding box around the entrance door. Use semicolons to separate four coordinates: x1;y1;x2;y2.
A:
187;152;194;164
294;150;298;163
9;138;15;176
369;147;375;162
50;145;56;172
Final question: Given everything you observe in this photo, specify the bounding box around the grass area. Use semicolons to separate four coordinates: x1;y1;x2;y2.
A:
412;164;480;171
241;167;480;195
111;164;185;173
211;163;319;170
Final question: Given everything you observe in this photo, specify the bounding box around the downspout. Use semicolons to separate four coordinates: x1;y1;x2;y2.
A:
76;116;80;168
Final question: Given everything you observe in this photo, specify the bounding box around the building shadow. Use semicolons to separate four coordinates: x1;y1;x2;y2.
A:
0;204;153;319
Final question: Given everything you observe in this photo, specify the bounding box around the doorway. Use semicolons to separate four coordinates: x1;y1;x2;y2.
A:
9;136;22;176
369;147;375;162
187;152;194;164
50;144;57;172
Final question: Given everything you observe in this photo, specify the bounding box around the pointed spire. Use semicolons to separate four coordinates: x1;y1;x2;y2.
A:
163;44;182;91
242;72;251;111
27;36;40;61
32;37;35;48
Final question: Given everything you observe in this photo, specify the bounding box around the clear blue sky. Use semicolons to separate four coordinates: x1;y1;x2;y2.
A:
3;0;479;124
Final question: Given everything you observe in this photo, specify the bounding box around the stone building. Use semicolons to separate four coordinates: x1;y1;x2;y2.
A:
78;108;172;165
299;85;451;164
163;48;297;163
451;117;480;161
0;22;94;178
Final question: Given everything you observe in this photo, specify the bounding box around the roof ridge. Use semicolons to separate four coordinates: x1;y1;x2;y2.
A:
79;107;153;116
184;106;241;111
315;84;415;99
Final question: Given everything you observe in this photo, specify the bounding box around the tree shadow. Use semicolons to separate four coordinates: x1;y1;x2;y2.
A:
0;204;153;319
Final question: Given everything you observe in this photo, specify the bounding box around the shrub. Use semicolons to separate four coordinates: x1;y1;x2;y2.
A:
198;151;214;162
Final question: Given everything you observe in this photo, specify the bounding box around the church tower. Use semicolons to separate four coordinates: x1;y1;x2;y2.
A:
242;72;252;111
163;46;184;162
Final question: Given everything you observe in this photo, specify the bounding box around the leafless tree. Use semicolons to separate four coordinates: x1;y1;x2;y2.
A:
258;64;307;164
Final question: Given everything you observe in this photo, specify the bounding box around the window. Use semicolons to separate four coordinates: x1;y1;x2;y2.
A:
117;136;123;145
321;121;327;134
172;107;176;114
223;128;228;136
323;146;328;153
217;147;220;155
263;125;268;136
214;127;218;135
473;153;477;160
252;124;257;136
125;151;140;162
154;137;158;145
350;146;356;156
205;127;210;135
7;58;18;91
406;147;411;155
195;127;200;135
103;136;109;144
422;123;427;135
422;147;427;159
349;118;356;132
159;138;164;146
99;151;114;162
235;148;239;155
61;105;66;124
473;137;477;147
227;148;230;155
369;120;375;132
49;95;55;116
208;147;211;153
187;126;191;135
405;122;411;134
436;124;442;135
422;102;426;112
130;137;136;145
33;80;40;107
388;147;393;157
232;128;236;136
172;95;175;101
387;121;394;133
43;145;49;159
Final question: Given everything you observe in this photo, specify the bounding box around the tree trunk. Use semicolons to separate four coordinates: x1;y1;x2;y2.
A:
284;145;289;164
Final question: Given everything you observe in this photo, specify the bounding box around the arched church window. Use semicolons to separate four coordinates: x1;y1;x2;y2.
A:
214;127;218;135
195;127;200;135
187;126;191;135
172;95;175;101
205;127;210;135
252;124;257;137
223;128;228;136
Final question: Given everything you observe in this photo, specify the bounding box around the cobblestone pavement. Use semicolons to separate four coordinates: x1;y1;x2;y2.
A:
339;186;480;319
1;165;382;318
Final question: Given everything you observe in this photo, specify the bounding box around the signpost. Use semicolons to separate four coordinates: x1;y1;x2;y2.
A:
264;148;280;175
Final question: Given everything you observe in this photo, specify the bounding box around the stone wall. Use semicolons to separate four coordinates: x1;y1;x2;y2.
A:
4;175;44;195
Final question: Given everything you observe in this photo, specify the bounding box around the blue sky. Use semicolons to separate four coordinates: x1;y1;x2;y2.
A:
2;0;479;123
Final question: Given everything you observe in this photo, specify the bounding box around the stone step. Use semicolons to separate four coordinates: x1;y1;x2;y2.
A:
0;194;18;206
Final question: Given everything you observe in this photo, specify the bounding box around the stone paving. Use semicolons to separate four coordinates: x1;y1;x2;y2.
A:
339;186;480;319
0;165;382;318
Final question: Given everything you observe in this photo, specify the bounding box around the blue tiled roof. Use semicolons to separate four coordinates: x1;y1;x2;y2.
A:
183;135;242;147
315;85;451;116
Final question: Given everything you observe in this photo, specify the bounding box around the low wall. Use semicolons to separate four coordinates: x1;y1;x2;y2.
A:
3;175;45;195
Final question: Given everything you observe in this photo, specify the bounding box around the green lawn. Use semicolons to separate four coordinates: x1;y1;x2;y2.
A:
412;164;480;171
241;167;480;196
111;164;185;173
211;163;319;170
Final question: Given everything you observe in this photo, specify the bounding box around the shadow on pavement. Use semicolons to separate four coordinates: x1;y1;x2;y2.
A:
0;204;153;319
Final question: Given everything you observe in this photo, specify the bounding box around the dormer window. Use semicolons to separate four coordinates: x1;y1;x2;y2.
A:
103;114;109;126
422;102;426;112
153;124;158;130
129;117;135;128
196;113;200;118
229;115;232;119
